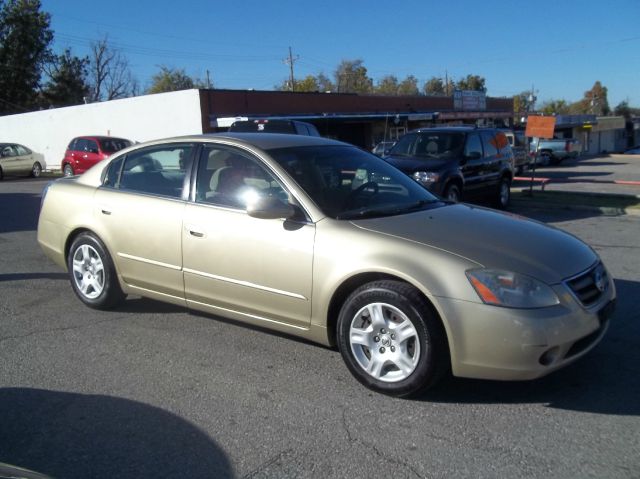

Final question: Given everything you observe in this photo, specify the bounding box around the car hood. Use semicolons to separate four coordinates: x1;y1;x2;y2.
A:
384;155;448;172
352;203;597;284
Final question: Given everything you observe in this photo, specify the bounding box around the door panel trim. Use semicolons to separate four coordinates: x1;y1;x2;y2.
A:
187;298;309;331
183;267;308;300
117;252;182;271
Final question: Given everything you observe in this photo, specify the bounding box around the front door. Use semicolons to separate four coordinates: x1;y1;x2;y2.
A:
182;144;314;329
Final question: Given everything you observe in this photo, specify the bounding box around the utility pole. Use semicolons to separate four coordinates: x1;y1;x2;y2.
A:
206;70;212;89
445;70;449;96
283;46;299;92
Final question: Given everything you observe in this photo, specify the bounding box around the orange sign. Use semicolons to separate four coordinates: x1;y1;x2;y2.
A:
525;116;556;139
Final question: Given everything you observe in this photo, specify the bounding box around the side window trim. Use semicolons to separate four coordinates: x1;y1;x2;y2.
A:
192;142;312;222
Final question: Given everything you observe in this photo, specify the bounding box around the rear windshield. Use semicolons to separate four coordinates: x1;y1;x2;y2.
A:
100;138;131;153
230;121;297;134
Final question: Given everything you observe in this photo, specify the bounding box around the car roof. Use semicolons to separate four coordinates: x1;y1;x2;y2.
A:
73;136;130;141
199;132;347;150
413;126;496;133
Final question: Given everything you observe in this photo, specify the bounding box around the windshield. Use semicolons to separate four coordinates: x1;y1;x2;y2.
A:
268;145;441;219
390;132;465;159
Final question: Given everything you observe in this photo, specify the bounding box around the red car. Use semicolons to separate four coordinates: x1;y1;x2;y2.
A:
62;136;132;176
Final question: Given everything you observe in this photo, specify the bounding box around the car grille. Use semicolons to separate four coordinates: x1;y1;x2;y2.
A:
565;262;609;307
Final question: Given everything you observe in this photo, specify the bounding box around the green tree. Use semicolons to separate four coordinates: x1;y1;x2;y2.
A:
40;49;89;108
455;74;487;92
375;75;399;95
0;0;53;114
275;74;319;92
335;59;373;94
398;75;419;96
316;72;334;92
423;76;454;96
540;99;570;115
147;66;195;94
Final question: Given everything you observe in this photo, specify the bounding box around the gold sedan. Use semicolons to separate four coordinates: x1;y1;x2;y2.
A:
37;134;616;397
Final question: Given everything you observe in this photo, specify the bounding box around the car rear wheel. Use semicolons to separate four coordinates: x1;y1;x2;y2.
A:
0;166;3;181
337;280;448;397
63;164;74;177
31;162;42;178
67;232;125;310
443;183;461;203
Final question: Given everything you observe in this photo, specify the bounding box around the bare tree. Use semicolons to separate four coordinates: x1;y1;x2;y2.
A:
88;36;137;102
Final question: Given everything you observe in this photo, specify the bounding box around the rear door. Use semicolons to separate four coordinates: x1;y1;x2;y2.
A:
79;138;102;173
460;133;485;195
479;130;502;192
93;143;195;303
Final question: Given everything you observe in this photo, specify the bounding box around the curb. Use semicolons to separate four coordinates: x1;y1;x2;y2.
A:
511;189;640;216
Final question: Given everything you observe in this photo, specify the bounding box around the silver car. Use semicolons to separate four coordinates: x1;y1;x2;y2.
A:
37;134;616;397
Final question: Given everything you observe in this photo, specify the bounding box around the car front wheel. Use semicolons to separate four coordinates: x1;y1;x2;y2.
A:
443;184;461;203
63;164;74;177
337;280;448;397
67;232;125;310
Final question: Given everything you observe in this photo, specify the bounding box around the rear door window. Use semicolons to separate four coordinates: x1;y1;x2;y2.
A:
464;134;483;158
480;131;498;157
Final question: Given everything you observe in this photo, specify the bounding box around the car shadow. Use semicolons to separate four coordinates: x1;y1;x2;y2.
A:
0;192;41;233
0;388;234;479
0;272;67;282
419;278;640;416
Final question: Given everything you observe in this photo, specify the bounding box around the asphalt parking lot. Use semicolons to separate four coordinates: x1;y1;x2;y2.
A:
1;168;639;479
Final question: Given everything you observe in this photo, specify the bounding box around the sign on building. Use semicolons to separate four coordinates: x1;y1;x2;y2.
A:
453;90;486;111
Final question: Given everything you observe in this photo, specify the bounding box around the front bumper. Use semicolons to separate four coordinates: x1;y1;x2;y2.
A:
436;282;616;381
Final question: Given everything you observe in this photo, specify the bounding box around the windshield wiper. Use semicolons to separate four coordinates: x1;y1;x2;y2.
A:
336;199;439;220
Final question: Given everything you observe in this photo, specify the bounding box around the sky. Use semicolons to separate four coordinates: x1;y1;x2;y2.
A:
40;0;640;108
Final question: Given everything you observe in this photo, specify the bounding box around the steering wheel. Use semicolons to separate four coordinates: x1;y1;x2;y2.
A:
345;181;379;208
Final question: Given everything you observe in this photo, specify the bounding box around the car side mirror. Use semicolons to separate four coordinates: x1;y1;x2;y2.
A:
246;196;295;220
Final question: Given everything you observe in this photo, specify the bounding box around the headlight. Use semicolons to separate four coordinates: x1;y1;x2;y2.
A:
412;171;440;186
466;269;559;309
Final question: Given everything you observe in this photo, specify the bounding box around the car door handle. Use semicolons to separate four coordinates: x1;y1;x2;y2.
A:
186;225;205;238
99;205;112;215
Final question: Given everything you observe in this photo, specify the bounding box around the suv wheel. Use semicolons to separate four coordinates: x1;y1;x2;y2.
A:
495;176;511;209
443;184;461;203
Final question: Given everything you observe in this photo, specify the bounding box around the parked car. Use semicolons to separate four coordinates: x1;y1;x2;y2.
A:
372;141;396;157
500;129;529;174
0;143;45;180
229;119;320;136
62;136;132;177
530;138;581;164
623;145;640;154
384;127;514;208
38;133;615;397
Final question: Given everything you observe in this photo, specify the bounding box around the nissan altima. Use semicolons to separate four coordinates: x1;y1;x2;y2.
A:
37;133;615;397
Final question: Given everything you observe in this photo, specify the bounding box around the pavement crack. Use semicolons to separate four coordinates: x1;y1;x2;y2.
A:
242;448;295;479
0;316;129;343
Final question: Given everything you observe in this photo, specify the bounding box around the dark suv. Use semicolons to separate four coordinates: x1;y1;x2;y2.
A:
384;127;514;208
229;119;320;136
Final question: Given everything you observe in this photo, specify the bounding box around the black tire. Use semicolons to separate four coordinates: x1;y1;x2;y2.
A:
67;232;126;310
494;176;511;209
63;163;74;177
337;280;448;398
31;162;42;178
0;166;3;181
443;183;461;203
